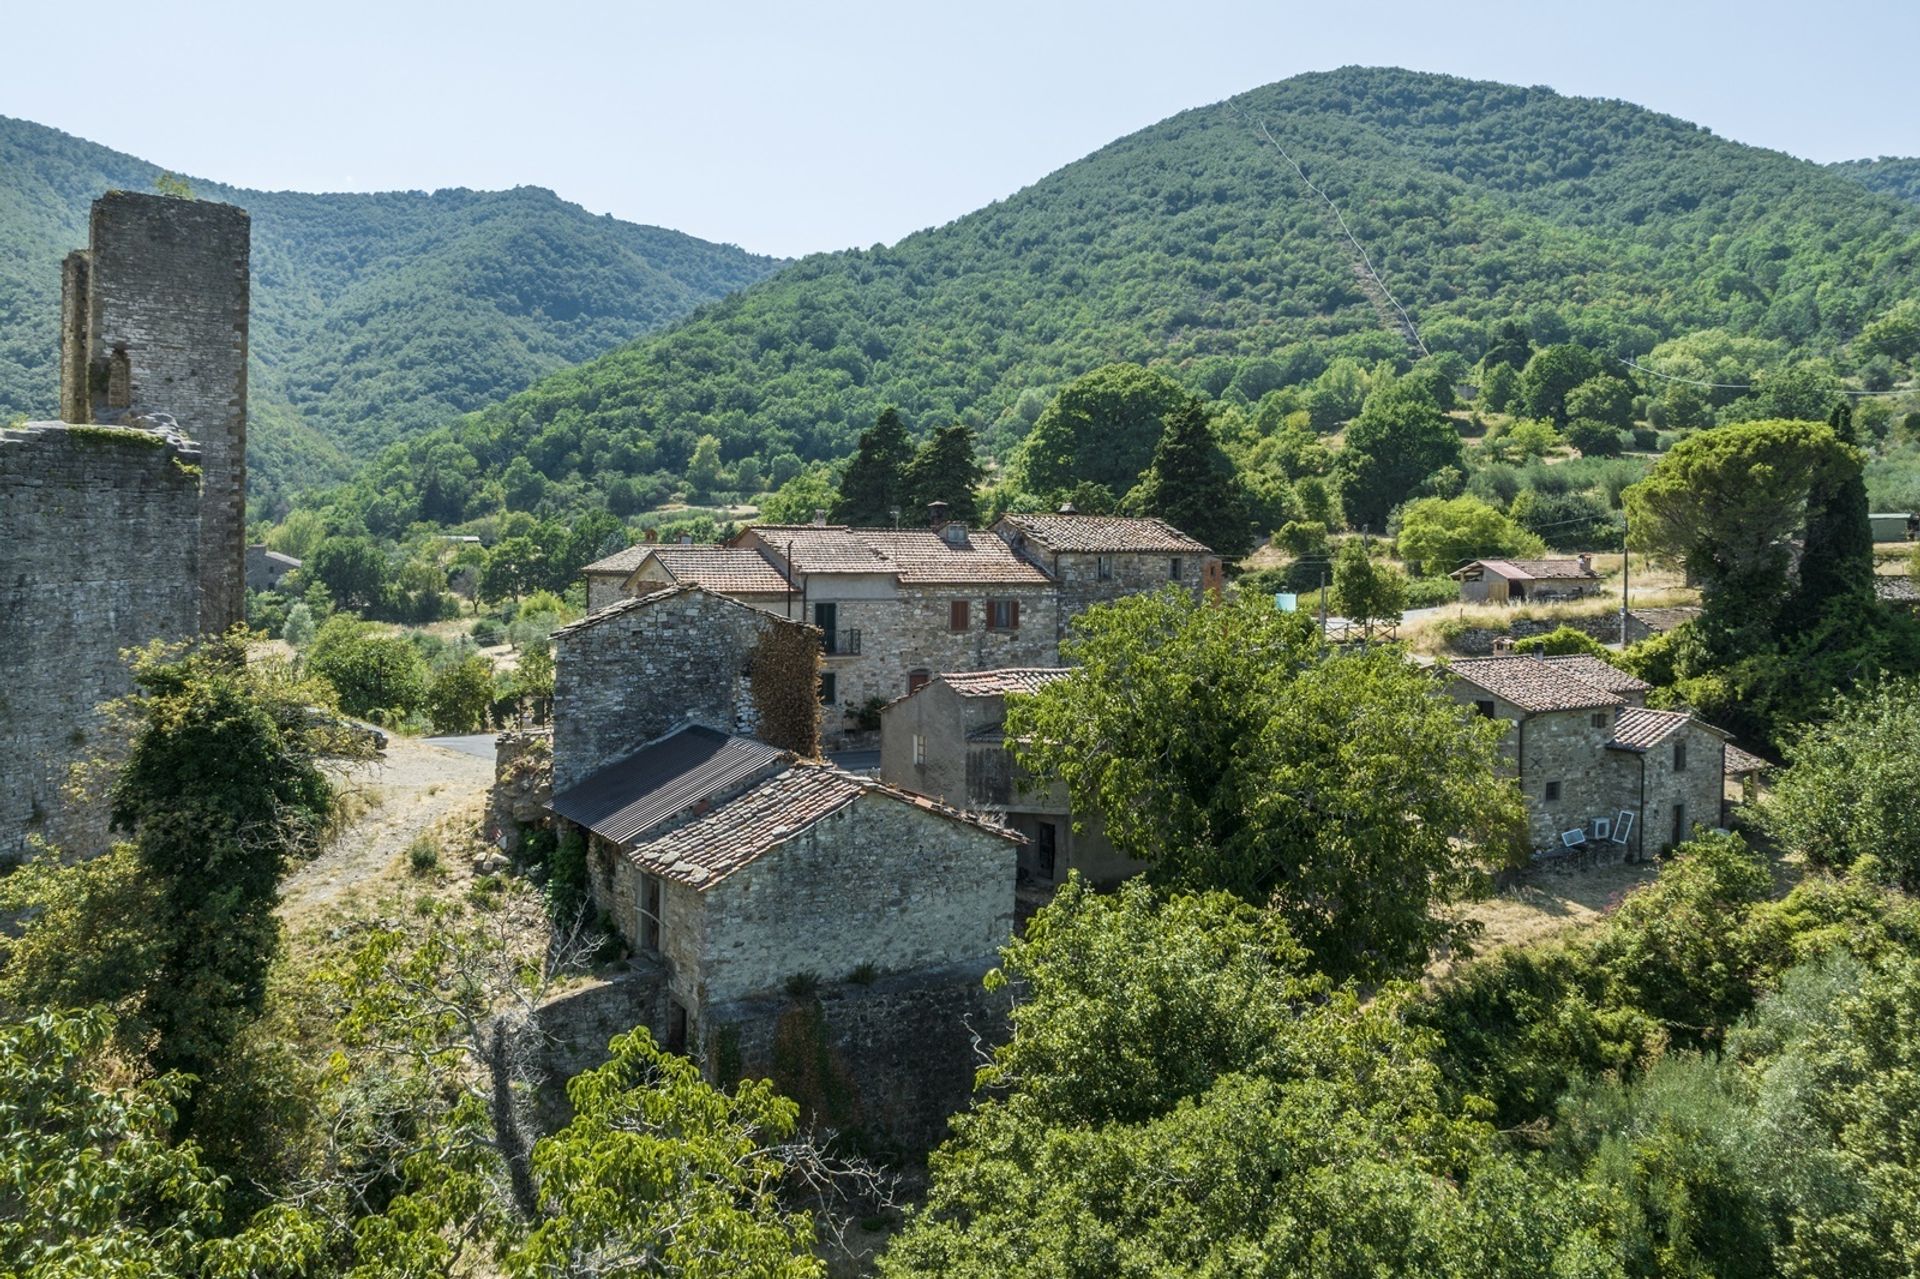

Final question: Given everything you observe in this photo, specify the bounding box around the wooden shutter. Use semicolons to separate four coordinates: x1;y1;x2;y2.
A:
1009;599;1020;630
950;599;970;631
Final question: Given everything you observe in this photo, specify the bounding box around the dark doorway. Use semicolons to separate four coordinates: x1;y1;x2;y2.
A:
1671;802;1687;848
1035;821;1058;882
814;601;838;653
641;874;661;952
667;1000;688;1054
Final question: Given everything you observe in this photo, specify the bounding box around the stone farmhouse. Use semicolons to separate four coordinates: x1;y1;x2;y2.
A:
245;544;302;593
535;581;1021;1137
583;507;1220;745
1;192;250;859
879;667;1143;889
1451;555;1602;604
1443;653;1731;859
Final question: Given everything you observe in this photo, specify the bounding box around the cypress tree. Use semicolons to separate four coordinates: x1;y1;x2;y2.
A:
1135;399;1252;557
1788;401;1874;628
902;424;986;524
830;407;913;525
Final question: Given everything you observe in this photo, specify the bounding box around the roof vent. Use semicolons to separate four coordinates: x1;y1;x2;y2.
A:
1057;501;1077;514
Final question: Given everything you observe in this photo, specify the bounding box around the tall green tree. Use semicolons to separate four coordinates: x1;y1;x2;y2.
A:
1787;401;1875;628
1335;379;1463;530
1519;343;1604;425
900;424;985;524
1131;398;1252;556
308;535;391;614
1018;363;1191;496
830;407;913;525
1483;319;1534;372
1329;539;1407;639
1395;495;1545;575
1006;591;1523;981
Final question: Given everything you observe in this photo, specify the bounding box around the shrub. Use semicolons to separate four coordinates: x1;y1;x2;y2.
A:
784;971;821;1000
1403;576;1459;608
426;656;496;734
547;828;589;924
470;617;506;647
406;835;440;873
848;962;879;985
1565;418;1625;457
1512;625;1611;658
306;616;430;719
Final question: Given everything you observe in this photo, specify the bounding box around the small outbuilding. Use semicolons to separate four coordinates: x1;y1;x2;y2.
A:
1869;512;1913;543
1451;556;1602;604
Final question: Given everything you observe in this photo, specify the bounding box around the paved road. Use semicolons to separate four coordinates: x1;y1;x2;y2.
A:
425;733;498;759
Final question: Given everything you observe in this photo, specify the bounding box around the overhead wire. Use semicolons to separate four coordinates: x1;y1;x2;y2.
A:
1616;356;1912;397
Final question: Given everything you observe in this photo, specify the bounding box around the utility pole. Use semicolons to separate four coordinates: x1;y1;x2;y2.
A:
1319;565;1329;641
1619;514;1630;648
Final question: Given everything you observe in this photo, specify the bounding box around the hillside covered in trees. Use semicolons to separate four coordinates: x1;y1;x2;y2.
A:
1833;156;1920;207
0;114;782;505
328;66;1920;529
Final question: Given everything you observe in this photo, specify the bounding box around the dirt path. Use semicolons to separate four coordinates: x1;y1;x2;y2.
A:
282;735;495;924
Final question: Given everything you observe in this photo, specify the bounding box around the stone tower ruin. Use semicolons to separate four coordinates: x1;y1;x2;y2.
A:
0;191;251;860
59;191;251;632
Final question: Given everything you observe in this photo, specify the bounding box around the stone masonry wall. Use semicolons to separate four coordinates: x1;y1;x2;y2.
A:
692;790;1016;1008
0;423;203;859
1634;726;1728;856
1445;611;1633;656
63;193;250;634
551;589;815;792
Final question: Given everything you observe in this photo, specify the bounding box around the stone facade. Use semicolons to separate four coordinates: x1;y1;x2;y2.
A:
62;193;250;633
550;586;819;792
879;673;1140;887
0;423;203;858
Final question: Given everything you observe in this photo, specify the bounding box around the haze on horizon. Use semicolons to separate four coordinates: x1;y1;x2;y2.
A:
2;0;1913;259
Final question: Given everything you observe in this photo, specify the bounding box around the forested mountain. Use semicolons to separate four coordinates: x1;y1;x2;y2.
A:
0;115;782;505
335;66;1920;529
1832;156;1920;207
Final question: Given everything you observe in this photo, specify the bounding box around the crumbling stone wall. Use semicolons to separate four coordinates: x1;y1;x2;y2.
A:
550;588;819;792
1445;610;1632;656
0;423;203;859
60;192;250;633
488;730;553;853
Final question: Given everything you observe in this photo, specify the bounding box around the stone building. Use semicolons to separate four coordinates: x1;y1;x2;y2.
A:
879;667;1142;888
245;544;301;592
990;512;1222;646
1;192;252;859
549;584;820;792
61;192;251;633
583;510;1220;745
0;422;204;858
1451;556;1602;604
1444;654;1729;859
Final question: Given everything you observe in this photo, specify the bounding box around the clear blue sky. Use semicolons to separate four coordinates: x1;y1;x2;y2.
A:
3;0;1914;258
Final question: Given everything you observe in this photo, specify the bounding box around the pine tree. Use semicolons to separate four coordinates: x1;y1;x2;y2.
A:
1788;401;1874;627
830;407;913;525
901;424;986;524
1135;399;1251;557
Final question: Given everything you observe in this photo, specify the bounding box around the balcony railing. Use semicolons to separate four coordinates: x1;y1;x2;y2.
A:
823;627;862;657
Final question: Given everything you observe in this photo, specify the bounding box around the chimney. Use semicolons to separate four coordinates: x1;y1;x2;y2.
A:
643;528;659;544
1057;501;1077;514
679;534;693;546
1577;553;1593;574
812;508;828;527
1532;646;1546;662
927;500;950;528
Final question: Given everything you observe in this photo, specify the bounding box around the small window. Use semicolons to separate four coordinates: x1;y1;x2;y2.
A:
1096;555;1113;581
819;673;837;705
1475;699;1496;719
949;599;971;632
640;874;662;953
913;733;926;766
908;668;931;694
666;999;688;1054
1544;780;1562;803
1673;741;1688;772
986;599;1020;631
1169;557;1184;581
1591;712;1607;728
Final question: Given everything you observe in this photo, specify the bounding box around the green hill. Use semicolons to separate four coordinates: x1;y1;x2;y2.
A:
336;65;1920;531
0;115;783;506
1832;156;1920;207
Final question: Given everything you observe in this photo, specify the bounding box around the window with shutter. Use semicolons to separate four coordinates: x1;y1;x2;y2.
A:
949;599;970;631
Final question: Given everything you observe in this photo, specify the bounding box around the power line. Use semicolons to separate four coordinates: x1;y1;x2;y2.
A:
1243;115;1431;359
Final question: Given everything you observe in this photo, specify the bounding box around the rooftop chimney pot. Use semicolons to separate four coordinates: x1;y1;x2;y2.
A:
927;500;950;528
812;508;827;527
643;528;659;544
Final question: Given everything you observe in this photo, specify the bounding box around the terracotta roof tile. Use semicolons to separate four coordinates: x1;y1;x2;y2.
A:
637;546;792;594
624;763;1022;890
994;514;1212;554
555;584;808;638
1447;656;1625;713
1875;576;1919;603
1724;743;1771;775
1543;655;1651;696
938;668;1072;698
582;544;657;575
742;525;1052;584
1606;706;1694;751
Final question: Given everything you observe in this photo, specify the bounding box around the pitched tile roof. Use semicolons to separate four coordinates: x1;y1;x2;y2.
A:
582;543;658;575
1875;576;1919;603
938;668;1072;698
1605;706;1694;752
1453;558;1599;581
994;514;1213;555
1724;743;1771;775
554;584;805;638
546;725;790;846
1447;656;1625;713
742;525;1051;584
623;763;1023;890
635;546;792;595
1543;655;1651;697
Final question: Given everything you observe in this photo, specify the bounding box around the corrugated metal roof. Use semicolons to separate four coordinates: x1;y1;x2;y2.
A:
547;725;790;846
